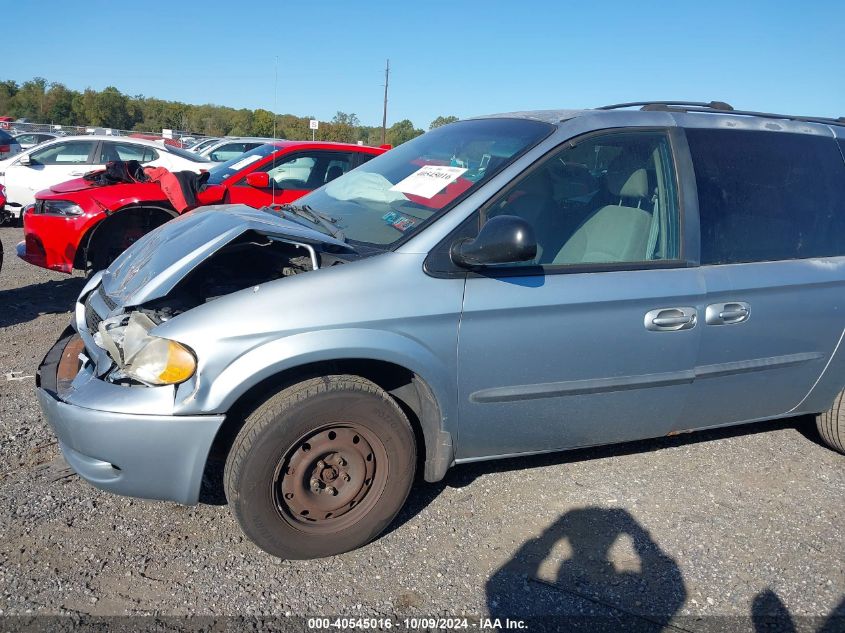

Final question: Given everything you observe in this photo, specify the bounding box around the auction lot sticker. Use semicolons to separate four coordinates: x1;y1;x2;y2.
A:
390;165;467;199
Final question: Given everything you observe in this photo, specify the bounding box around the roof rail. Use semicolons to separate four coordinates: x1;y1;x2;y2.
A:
597;101;734;111
596;101;845;127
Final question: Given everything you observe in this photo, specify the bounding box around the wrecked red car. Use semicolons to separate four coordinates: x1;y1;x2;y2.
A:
17;140;386;272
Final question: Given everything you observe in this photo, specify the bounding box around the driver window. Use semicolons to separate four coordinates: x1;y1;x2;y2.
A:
245;152;353;190
483;131;679;266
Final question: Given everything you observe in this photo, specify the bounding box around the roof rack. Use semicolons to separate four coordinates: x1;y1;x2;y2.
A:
597;101;734;111
596;101;845;127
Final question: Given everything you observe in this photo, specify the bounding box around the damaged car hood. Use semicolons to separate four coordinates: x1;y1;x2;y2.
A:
100;205;351;307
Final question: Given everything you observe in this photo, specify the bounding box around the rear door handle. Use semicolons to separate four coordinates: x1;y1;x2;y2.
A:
705;302;750;325
644;307;697;332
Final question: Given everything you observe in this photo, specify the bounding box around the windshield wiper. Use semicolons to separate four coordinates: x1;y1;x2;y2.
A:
281;203;347;242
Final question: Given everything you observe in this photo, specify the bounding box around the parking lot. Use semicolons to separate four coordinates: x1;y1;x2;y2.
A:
0;224;842;629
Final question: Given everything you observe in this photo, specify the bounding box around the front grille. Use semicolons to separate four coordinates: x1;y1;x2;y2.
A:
84;295;103;334
98;285;117;310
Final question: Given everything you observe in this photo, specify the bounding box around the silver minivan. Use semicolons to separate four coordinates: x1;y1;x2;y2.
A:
36;102;845;558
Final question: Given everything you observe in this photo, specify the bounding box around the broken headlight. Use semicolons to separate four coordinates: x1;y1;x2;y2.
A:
94;312;196;385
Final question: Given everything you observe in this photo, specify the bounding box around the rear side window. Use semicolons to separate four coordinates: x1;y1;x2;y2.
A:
687;129;845;264
99;142;158;163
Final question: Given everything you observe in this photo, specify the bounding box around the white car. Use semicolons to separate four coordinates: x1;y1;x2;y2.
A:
0;135;212;218
188;137;220;154
199;137;274;162
13;132;61;150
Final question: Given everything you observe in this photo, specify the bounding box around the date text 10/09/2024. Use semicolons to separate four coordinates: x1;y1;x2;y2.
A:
307;618;528;630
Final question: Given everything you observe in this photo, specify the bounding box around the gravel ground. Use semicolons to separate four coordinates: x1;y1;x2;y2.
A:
0;225;843;631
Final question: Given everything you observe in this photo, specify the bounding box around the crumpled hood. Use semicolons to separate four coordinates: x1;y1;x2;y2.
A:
100;204;351;307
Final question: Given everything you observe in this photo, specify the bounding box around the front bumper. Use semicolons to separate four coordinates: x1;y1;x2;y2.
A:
37;328;226;505
17;205;80;273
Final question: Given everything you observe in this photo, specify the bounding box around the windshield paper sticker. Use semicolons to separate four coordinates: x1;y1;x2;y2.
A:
390;165;467;199
382;211;417;232
228;155;263;171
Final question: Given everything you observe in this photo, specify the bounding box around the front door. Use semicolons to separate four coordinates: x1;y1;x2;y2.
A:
456;129;704;459
229;151;354;207
5;140;97;207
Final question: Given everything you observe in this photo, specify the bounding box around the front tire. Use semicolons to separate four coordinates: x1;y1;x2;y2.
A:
224;375;416;559
816;389;845;454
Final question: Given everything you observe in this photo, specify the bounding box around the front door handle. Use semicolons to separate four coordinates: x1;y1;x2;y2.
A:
705;302;750;325
644;307;697;332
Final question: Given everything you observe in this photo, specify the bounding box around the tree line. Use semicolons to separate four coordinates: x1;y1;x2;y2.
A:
0;78;459;146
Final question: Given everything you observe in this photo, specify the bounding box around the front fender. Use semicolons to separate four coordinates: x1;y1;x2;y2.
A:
177;327;458;481
179;327;455;425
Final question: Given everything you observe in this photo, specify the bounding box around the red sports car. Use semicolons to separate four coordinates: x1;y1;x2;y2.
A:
17;140;386;272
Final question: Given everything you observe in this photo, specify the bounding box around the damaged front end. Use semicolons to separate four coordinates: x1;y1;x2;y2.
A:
94;311;197;386
78;205;357;387
36;205;363;504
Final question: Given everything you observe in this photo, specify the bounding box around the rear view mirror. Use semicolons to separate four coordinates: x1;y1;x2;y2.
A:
450;215;537;267
245;172;270;188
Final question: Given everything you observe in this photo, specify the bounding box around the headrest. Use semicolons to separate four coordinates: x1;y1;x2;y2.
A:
607;167;648;199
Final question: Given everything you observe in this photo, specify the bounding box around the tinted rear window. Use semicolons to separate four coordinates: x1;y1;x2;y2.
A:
687;129;845;264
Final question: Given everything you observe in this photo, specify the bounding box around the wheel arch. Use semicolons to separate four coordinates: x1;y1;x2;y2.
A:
206;356;455;485
75;203;177;270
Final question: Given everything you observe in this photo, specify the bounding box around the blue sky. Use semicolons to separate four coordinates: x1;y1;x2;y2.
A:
4;0;844;129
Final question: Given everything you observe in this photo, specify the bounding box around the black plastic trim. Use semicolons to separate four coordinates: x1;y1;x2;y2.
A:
36;326;76;397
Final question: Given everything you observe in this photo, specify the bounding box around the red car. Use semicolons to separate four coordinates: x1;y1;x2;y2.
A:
18;141;386;272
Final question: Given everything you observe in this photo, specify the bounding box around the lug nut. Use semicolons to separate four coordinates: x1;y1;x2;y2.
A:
337;457;346;467
316;460;326;469
342;473;351;482
326;487;338;496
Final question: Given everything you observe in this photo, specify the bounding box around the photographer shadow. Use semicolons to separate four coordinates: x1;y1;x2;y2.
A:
752;589;844;633
486;507;686;632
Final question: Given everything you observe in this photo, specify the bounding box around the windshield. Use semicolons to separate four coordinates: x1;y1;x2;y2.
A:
289;118;552;247
206;143;278;184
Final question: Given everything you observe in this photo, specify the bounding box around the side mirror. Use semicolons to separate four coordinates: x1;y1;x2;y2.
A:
450;215;537;268
245;172;270;188
18;153;31;166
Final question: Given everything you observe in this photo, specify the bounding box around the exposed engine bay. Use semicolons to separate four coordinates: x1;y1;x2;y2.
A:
86;230;356;385
138;230;351;319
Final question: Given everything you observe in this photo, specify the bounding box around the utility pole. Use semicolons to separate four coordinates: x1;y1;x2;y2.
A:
381;59;390;145
273;56;279;140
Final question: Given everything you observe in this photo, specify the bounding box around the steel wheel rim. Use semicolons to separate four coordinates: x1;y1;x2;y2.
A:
272;424;388;534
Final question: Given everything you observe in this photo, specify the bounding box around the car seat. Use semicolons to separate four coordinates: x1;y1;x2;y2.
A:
500;167;561;263
552;155;652;264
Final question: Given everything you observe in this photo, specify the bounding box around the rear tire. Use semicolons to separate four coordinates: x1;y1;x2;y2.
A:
224;375;416;559
816;389;845;454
